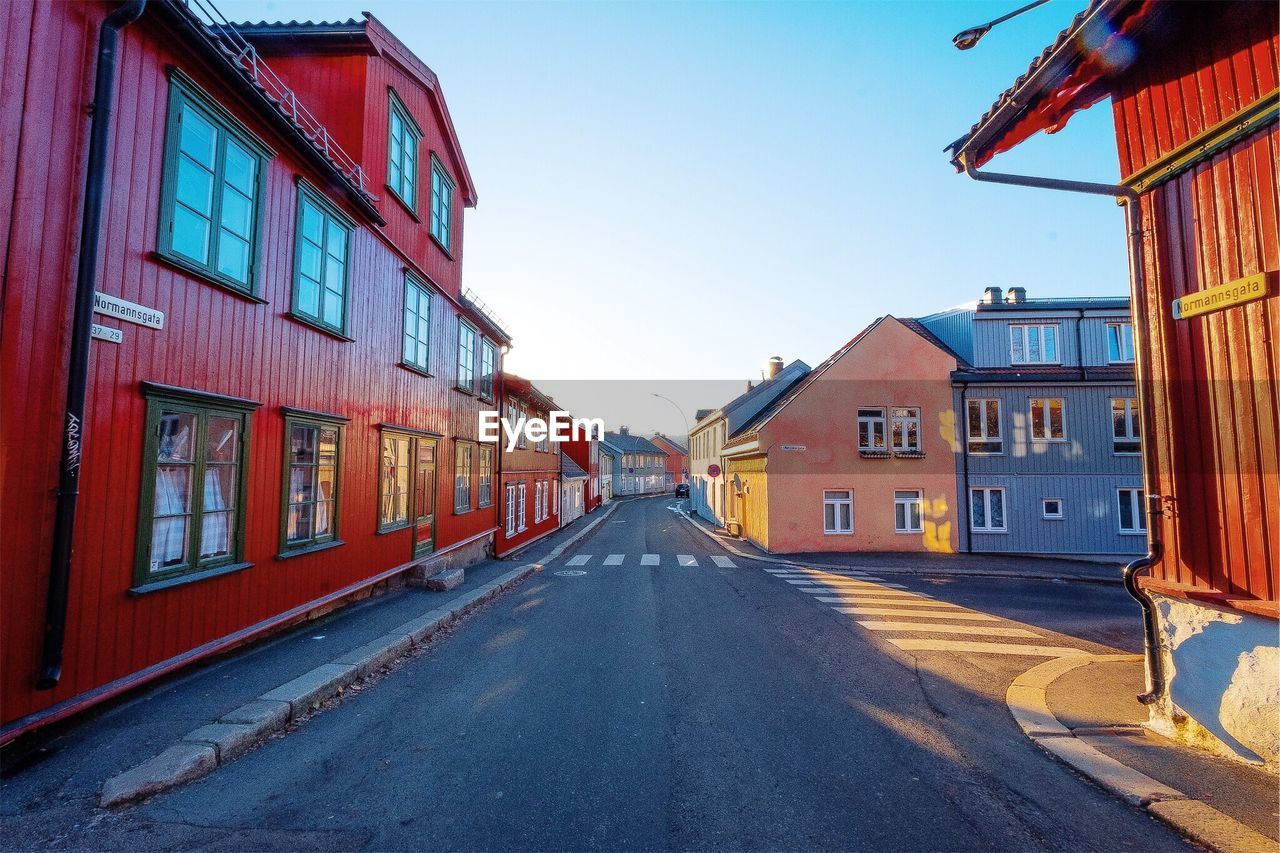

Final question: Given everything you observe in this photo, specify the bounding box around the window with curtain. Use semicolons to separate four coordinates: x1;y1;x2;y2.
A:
455;443;473;512
158;75;268;294
379;432;413;530
136;388;254;587
282;416;341;551
970;487;1006;532
293;186;351;335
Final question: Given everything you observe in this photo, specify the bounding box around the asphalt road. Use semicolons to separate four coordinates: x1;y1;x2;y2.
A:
7;496;1189;850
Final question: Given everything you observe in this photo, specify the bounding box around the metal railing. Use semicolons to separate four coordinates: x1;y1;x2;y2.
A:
462;288;511;339
171;0;374;201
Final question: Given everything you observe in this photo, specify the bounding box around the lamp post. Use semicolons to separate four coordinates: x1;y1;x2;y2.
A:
953;0;1051;50
650;392;691;440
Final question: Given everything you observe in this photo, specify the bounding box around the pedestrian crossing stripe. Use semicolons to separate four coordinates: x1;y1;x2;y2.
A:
603;554;624;565
785;579;908;590
641;554;660;566
710;556;736;568
677;555;698;567
853;620;1041;638
842;607;998;620
887;639;1089;657
565;555;592;566
813;594;939;604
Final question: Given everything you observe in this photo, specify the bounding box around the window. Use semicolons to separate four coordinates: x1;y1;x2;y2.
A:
1118;488;1147;534
387;91;421;210
403;276;432;372
823;490;853;534
478;447;493;507
293;187;351;335
891;407;921;452
517;482;527;531
504;483;517;536
1042;498;1064;519
1112;397;1141;454
970;487;1007;532
517;403;528;450
158;75;267;293
967;399;1003;454
457;321;477;391
858;408;887;451
1107;322;1135;363
542;480;551;519
1029;397;1065;441
478;338;496;400
379;433;413;530
454;443;473;512
552;481;559;516
136;386;255;586
894;490;923;533
430;157;454;251
532;482;541;523
1010;324;1059;364
282;415;342;552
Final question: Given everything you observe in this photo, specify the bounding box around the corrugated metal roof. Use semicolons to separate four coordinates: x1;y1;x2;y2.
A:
602;432;666;455
561;454;589;479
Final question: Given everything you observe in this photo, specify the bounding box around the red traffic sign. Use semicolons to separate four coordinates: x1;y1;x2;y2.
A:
707;463;721;478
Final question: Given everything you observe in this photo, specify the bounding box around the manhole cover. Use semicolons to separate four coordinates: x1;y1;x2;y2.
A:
554;570;587;576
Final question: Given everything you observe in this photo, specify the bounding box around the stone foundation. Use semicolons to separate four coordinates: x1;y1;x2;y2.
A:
407;534;493;586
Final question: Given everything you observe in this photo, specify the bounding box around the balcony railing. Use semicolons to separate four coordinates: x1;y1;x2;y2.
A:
462;288;511;340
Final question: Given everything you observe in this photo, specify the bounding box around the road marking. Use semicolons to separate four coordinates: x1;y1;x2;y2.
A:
773;572;872;580
812;594;937;603
641;554;660;566
603;554;624;566
785;578;907;590
763;568;790;574
854;620;1041;638
841;607;998;620
565;555;592;566
677;554;698;567
710;556;736;568
888;639;1089;657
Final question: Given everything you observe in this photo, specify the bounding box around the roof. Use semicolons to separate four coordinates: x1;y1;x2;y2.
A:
974;296;1130;313
561;454;588;480
953;365;1135;384
694;408;716;422
602;432;666;456
231;12;479;206
899;317;969;366
649;434;689;456
946;0;1159;169
501;373;556;410
689;360;812;439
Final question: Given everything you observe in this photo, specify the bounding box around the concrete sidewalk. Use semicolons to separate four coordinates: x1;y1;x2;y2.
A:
0;506;614;812
684;511;1125;584
1010;655;1278;851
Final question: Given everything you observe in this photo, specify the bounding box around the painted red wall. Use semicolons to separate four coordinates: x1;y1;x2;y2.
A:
0;3;500;731
495;390;560;555
561;436;601;511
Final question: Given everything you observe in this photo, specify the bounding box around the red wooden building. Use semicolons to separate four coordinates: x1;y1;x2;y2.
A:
949;0;1278;770
495;374;562;557
560;432;602;513
0;3;512;740
648;433;689;488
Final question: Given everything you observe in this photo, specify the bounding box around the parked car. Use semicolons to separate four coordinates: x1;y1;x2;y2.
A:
674;483;690;498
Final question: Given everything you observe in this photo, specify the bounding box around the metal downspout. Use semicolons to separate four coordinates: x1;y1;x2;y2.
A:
38;0;147;690
959;382;972;554
961;159;1166;704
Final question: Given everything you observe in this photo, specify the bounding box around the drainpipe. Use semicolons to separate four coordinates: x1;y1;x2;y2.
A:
38;0;147;690
958;381;972;553
961;158;1166;704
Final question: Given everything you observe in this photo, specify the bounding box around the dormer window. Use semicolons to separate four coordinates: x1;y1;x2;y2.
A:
1010;324;1059;364
387;91;421;211
1107;322;1135;363
430;157;454;252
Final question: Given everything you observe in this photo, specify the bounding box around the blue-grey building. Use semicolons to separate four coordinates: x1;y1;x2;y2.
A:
602;429;667;496
922;287;1145;557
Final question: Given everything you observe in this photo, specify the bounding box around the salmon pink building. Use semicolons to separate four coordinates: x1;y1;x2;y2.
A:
720;317;962;553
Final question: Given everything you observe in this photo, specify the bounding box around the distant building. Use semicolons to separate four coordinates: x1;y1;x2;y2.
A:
598;444;616;503
560;455;588;526
560;431;601;513
496;374;560;556
602;429;667;495
648;434;690;488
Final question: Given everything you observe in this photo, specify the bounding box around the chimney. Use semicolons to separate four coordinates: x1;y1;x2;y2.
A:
1005;287;1027;304
766;356;784;379
746;380;755;392
982;286;1003;304
619;425;630;435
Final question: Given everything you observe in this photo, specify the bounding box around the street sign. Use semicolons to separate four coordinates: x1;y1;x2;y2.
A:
90;324;123;344
1172;272;1272;320
94;291;165;329
707;463;721;477
781;444;806;452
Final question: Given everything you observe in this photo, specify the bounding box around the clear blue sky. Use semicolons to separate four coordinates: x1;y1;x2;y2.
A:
220;0;1128;426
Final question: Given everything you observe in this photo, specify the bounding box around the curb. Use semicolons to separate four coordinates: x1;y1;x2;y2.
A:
100;562;541;808
677;511;1121;585
1007;655;1275;852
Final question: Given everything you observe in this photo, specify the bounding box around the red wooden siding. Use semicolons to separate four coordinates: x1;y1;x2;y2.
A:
495;385;561;555
1;3;502;730
1110;2;1279;601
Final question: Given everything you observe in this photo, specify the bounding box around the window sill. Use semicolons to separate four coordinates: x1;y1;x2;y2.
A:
1119;530;1148;536
287;312;354;342
971;528;1009;534
429;232;455;261
455;385;475;396
398;361;433;379
823;531;854;536
1030;438;1068;444
894;530;923;535
149;252;266;304
276;539;345;561
968;450;1005;456
455;506;473;516
129;560;253;595
478;501;493;509
377;522;411;535
894;450;926;459
385;185;421;222
858;450;891;459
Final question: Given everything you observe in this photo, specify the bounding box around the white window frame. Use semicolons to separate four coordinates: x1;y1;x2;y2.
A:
1042;498;1064;519
1118;488;1146;534
1107;322;1135;363
966;398;1003;455
1029;397;1066;442
891;407;921;452
504;483;516;536
1010;324;1060;364
969;487;1007;532
517;482;527;531
858;407;887;451
823;489;854;535
1111;397;1141;454
894;489;923;534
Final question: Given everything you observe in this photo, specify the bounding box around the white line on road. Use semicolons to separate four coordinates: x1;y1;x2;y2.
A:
840;607;998;620
854;621;1041;638
710;556;736;568
641;554;660;566
677;555;698;567
888;639;1089;657
565;555;592;566
792;581;909;591
603;554;624;566
812;594;937;603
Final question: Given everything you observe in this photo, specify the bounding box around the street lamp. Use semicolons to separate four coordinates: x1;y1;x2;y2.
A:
650;392;691;439
953;0;1051;50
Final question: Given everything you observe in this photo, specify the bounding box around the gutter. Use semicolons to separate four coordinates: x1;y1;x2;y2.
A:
959;158;1166;704
39;0;148;690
